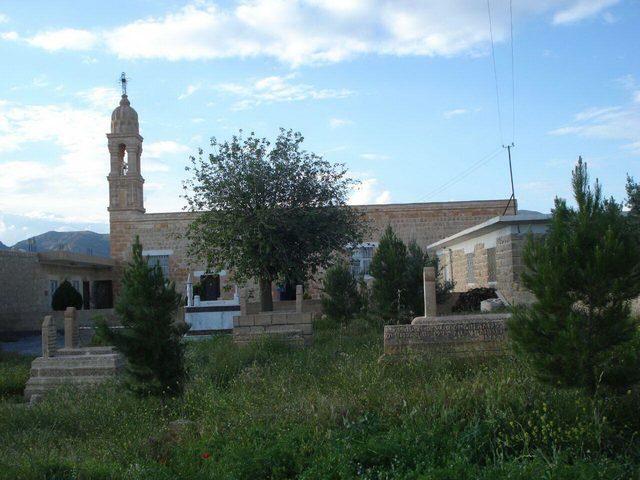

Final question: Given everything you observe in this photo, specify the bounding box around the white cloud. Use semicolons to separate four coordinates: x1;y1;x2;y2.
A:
549;90;640;155
217;74;353;110
0;31;17;41
329;118;353;128
552;0;619;25
178;83;202;100
443;108;469;119
144;140;190;159
348;177;391;205
27;28;98;51
76;86;120;110
360;153;390;161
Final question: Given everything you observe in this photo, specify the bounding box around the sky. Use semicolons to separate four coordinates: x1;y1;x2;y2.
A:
0;0;638;246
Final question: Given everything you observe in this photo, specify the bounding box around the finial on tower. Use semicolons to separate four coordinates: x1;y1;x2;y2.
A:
120;72;128;96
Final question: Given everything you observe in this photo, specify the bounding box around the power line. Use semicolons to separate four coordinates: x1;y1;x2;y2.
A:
509;0;516;144
487;0;503;145
415;147;502;203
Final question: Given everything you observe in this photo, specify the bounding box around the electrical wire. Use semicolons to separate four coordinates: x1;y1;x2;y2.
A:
487;0;503;145
509;0;516;144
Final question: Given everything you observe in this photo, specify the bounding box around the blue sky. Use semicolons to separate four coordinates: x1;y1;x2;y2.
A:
0;0;638;245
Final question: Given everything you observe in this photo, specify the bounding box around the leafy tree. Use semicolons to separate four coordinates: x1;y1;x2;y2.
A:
51;280;83;311
405;240;429;316
98;237;188;396
370;226;409;321
183;129;365;311
509;158;640;395
321;261;362;323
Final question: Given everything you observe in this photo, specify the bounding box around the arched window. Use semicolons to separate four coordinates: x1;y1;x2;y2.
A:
118;144;128;175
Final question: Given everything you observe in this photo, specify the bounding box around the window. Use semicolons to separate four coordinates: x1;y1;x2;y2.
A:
487;248;497;283
147;255;170;278
72;280;81;293
49;280;58;295
349;243;377;277
466;253;475;284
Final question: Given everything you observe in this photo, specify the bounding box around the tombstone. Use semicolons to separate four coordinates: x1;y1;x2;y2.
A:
41;315;57;358
64;306;79;349
295;285;303;313
423;266;437;317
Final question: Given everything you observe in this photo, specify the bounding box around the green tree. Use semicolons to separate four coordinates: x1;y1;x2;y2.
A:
626;174;640;231
509;158;640;395
51;280;83;311
183;129;365;311
405;240;429;316
98;237;188;396
321;261;362;323
370;226;408;321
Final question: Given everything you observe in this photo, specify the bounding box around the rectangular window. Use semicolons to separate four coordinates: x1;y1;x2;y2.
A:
349;243;378;277
487;248;497;283
147;255;170;278
466;253;475;284
50;279;58;295
72;280;81;293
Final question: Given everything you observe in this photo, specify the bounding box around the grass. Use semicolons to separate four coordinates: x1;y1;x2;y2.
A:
0;350;33;402
1;317;639;479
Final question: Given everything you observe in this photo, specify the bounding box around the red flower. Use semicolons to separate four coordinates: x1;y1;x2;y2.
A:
201;452;211;460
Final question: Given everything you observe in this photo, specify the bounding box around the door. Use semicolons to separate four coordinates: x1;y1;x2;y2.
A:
82;281;91;310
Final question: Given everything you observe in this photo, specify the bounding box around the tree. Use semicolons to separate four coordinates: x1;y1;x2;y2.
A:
370;226;408;321
183;129;365;311
321;261;362;323
509;158;640;395
626;175;640;231
97;237;188;396
405;240;429;317
51;280;83;311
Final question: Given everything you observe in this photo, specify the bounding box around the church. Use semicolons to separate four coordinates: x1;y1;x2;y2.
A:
106;91;516;303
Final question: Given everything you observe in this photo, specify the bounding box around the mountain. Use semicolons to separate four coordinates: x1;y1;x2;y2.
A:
0;241;8;250
11;231;110;257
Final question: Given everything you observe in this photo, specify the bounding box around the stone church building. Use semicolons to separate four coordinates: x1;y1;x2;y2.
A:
107;93;516;301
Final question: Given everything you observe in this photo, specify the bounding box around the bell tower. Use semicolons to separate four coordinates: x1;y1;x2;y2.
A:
107;73;144;214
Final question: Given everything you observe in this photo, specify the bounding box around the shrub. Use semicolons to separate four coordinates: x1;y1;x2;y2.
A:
321;262;362;323
370;226;408;321
509;159;640;395
97;236;189;396
51;280;82;311
452;287;497;312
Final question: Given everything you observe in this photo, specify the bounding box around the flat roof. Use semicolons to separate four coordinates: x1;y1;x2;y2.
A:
36;251;115;269
427;212;551;250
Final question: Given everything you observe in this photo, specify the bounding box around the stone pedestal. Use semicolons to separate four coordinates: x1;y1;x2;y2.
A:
423;266;436;317
64;307;79;349
41;315;57;358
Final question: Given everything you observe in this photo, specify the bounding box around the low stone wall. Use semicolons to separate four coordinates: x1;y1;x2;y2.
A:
233;311;314;347
245;299;322;315
383;313;509;356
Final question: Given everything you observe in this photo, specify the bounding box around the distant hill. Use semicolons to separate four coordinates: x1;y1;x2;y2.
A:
11;231;110;257
0;241;8;250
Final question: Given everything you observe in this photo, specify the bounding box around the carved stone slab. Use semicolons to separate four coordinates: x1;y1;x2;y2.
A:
384;314;509;356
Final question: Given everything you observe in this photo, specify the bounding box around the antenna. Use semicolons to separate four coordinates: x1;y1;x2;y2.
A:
120;72;128;96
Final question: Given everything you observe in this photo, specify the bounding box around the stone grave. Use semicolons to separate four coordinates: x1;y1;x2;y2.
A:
24;307;124;402
233;285;315;347
383;267;509;356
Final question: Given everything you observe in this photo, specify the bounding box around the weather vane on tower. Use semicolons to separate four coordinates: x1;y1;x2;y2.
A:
120;72;127;96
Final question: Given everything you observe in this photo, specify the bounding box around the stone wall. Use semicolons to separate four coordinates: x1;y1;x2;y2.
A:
110;199;515;299
0;251;114;333
495;233;535;305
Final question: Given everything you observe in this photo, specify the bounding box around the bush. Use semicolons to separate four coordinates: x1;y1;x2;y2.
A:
452;287;497;312
51;280;83;311
509;159;640;395
321;262;362;323
97;236;188;396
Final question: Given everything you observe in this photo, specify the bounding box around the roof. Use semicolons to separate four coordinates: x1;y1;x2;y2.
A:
427;212;551;250
36;251;116;269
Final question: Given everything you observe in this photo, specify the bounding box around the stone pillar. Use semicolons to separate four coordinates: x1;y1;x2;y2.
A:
296;285;303;313
64;306;79;349
423;267;437;317
239;288;248;315
42;315;57;358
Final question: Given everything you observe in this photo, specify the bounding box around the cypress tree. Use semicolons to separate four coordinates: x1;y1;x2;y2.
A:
509;159;640;395
51;280;83;311
321;261;362;323
370;226;408;321
98;236;188;396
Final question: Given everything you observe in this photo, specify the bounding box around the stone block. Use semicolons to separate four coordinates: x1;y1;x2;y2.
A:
254;313;273;326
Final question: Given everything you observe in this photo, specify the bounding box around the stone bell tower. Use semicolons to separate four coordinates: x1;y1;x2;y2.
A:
107;78;144;214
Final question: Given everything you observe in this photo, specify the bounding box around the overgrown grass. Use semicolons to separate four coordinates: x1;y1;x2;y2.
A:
1;319;639;479
0;350;33;401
